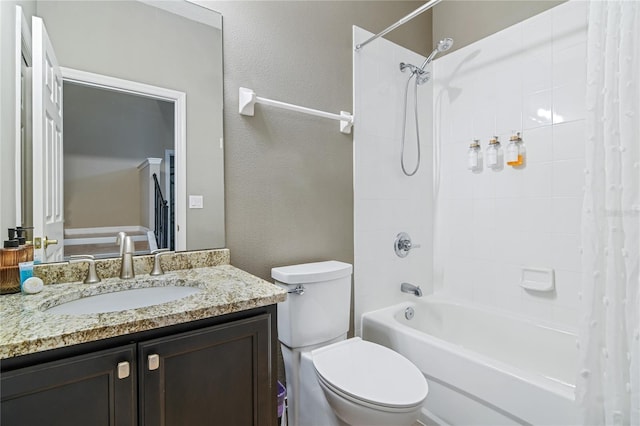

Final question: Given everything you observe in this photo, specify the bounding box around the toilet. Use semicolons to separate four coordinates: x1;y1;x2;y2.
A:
273;261;428;426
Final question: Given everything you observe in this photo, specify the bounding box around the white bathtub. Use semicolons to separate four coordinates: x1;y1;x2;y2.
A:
361;298;579;425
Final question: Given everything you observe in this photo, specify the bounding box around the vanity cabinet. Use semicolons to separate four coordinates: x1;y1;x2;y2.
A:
1;345;137;425
1;308;276;426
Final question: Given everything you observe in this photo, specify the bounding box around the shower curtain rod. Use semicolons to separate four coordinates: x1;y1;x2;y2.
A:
238;87;354;134
354;0;442;51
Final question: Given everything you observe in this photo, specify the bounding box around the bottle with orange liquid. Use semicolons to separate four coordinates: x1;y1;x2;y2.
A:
506;132;525;167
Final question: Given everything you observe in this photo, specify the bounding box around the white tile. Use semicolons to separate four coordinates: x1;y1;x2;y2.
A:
472;198;496;229
553;42;587;88
520;6;553;57
551;197;583;235
494;166;523;198
523;162;553;198
521;197;553;235
494;198;524;233
552;158;586;198
553;82;587;124
553;120;586;160
523;51;553;95
520;296;554;321
523;90;553;129
522;126;553;163
554;269;581;309
551;233;582;272
552;0;588;52
519;231;554;267
495;62;523;135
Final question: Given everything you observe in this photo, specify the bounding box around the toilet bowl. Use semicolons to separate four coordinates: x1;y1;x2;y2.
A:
273;261;428;426
312;338;428;426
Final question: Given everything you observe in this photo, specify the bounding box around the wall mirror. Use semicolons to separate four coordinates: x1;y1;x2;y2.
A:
7;0;225;262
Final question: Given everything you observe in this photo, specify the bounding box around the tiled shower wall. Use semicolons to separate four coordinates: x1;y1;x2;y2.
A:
353;27;433;334
433;0;587;326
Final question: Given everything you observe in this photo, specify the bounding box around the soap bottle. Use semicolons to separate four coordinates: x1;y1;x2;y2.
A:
467;139;482;173
486;136;503;171
1;230;23;294
506;132;525;167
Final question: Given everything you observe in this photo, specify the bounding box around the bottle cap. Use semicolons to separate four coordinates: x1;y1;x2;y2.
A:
470;139;480;148
4;239;19;248
489;136;499;145
509;132;521;141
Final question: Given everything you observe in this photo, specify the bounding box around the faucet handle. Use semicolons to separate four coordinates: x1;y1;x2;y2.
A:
69;255;101;284
150;249;175;276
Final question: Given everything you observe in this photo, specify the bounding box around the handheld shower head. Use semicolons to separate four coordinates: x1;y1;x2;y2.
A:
420;37;454;69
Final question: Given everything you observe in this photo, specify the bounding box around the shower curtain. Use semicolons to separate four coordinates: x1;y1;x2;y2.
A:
577;1;640;425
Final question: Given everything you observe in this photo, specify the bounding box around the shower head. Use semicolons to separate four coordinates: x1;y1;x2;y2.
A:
420;37;454;69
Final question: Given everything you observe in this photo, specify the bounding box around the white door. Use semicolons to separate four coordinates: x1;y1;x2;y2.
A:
32;16;63;262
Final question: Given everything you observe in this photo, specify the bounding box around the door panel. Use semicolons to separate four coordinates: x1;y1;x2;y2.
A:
32;16;63;262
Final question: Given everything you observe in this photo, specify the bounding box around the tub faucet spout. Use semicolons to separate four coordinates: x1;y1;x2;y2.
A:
401;282;422;297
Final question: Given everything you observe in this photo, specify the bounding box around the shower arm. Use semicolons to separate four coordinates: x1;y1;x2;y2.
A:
354;0;443;51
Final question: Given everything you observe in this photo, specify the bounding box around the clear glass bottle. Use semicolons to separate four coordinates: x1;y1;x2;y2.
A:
486;136;502;170
467;139;482;172
506;132;525;167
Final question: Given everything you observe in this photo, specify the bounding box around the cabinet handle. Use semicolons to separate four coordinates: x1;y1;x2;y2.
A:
148;354;160;371
117;361;130;379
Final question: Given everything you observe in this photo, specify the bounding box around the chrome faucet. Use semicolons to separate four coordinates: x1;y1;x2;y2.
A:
150;249;175;276
69;255;101;284
400;282;422;297
116;231;127;256
119;235;136;279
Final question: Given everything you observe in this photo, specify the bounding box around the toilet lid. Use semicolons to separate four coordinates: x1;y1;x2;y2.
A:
312;339;428;409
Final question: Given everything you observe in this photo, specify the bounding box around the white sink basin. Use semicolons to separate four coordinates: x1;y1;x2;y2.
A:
45;286;202;315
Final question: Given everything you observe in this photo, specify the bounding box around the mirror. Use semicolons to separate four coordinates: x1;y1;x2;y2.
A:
6;0;225;262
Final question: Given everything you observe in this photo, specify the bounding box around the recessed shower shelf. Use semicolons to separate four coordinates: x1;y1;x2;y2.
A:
238;87;354;134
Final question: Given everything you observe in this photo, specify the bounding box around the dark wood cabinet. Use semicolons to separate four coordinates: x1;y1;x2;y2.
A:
1;344;137;426
1;307;276;426
140;314;272;426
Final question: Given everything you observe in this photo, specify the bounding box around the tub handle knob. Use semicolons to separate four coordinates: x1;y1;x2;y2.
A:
395;232;420;258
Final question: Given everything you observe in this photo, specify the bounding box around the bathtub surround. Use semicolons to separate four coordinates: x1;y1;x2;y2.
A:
576;1;640;424
353;26;433;335
433;0;588;326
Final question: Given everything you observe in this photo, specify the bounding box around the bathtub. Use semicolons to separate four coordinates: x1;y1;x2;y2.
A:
361;298;579;425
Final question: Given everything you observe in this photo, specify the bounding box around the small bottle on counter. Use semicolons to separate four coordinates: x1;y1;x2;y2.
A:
1;229;24;294
486;136;503;171
467;139;483;173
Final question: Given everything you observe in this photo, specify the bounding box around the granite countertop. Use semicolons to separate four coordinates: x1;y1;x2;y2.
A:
0;264;287;359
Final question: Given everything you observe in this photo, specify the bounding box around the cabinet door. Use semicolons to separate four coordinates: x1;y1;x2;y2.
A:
139;314;273;426
1;344;137;426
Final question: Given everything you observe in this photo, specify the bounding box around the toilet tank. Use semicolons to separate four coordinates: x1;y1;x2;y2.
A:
273;261;352;349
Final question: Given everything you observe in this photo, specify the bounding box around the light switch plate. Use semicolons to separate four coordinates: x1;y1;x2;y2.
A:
189;195;204;209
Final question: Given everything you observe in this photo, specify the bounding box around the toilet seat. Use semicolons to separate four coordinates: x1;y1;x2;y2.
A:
312;338;428;411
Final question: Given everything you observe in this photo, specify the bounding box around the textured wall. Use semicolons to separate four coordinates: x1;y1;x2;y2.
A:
210;1;432;281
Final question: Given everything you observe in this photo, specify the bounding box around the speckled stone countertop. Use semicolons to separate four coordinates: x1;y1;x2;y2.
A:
0;253;286;359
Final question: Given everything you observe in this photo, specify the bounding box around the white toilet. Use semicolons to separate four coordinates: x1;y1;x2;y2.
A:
273;261;428;426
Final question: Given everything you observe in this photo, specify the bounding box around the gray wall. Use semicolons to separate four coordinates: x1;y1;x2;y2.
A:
212;1;433;281
36;0;225;251
64;83;174;228
433;0;566;54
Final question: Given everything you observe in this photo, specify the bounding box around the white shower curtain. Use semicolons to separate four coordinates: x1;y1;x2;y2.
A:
577;1;640;425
